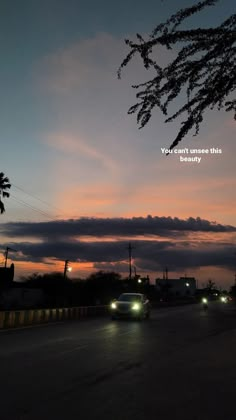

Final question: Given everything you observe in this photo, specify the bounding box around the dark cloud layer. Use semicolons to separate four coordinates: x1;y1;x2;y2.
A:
2;238;236;273
1;216;236;277
2;216;236;239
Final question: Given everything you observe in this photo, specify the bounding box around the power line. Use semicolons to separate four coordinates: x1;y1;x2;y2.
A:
11;183;62;213
11;195;56;220
7;182;77;221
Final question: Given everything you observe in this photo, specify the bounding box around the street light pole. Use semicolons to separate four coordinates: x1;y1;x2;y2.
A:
63;259;69;279
127;243;134;281
4;247;17;268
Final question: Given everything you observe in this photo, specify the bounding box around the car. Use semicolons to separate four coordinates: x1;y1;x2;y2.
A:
220;296;228;303
110;293;151;320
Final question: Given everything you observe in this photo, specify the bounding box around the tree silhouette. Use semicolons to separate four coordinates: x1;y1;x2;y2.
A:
0;172;11;214
118;0;236;152
206;279;216;291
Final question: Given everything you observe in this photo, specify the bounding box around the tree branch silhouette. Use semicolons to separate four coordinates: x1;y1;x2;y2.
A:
118;0;236;153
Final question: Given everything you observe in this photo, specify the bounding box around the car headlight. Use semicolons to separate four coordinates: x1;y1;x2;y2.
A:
202;298;208;304
132;303;141;311
111;302;117;309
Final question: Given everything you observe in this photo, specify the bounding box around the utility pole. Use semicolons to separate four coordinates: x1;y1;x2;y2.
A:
63;259;69;279
4;247;17;268
163;267;168;280
127;242;134;281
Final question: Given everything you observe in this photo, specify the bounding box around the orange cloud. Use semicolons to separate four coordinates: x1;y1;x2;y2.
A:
45;132;118;173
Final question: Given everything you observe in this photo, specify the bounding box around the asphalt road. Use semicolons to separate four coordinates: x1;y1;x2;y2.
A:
1;302;236;420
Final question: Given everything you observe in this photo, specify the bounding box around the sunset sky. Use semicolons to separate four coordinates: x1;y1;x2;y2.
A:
1;0;235;289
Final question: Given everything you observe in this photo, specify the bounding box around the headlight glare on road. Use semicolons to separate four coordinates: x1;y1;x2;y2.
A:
111;302;117;309
132;303;141;311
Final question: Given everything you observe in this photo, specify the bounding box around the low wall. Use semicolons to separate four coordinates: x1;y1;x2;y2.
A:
152;298;198;308
0;305;108;329
0;300;198;330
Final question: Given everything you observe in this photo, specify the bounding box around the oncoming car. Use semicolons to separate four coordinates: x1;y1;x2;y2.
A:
110;293;150;320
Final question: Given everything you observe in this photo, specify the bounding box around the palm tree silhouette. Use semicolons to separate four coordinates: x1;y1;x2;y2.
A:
0;172;11;214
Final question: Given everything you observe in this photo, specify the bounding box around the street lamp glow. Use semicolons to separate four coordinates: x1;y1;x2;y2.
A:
67;267;72;272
